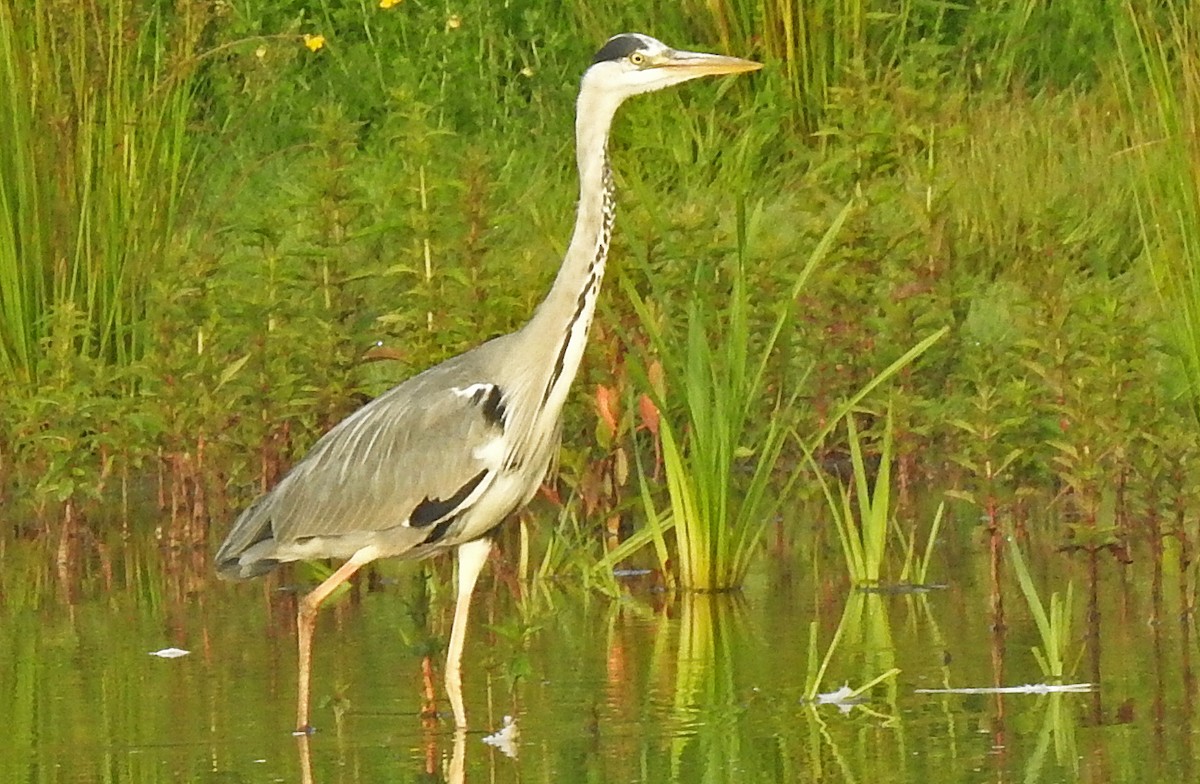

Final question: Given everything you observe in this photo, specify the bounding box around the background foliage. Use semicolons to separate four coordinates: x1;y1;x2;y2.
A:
1;0;1197;578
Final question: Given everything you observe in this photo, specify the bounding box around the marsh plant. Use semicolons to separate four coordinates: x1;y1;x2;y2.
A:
1119;2;1200;426
816;411;895;586
803;591;901;704
1007;532;1077;680
0;1;205;385
3;0;1200;599
803;362;948;585
624;201;849;591
906;502;944;585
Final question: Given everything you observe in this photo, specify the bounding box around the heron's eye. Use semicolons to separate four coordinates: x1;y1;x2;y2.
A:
629;52;646;66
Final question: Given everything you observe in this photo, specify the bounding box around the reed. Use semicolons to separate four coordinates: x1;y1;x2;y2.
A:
1118;2;1200;424
897;500;945;586
804;370;946;586
0;1;203;386
1007;533;1075;679
625;200;851;591
806;411;892;586
803;592;900;703
700;0;927;133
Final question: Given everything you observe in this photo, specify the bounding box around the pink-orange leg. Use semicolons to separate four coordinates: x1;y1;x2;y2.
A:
295;549;375;734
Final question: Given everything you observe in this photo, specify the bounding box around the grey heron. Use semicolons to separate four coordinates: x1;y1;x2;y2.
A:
215;32;761;733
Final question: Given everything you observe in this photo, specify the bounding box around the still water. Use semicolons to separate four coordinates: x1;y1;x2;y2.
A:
0;517;1193;783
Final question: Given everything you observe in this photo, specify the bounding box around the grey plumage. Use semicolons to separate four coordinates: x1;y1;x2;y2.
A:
213;33;761;733
216;333;550;573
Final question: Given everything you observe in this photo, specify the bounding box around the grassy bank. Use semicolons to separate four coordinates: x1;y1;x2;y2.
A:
0;0;1195;586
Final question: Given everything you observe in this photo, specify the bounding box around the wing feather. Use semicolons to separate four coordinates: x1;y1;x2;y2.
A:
215;348;514;577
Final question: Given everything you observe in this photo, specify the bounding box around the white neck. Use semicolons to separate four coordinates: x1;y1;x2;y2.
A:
521;76;624;414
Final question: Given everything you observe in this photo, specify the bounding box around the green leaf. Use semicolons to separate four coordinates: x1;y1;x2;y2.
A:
215;353;252;392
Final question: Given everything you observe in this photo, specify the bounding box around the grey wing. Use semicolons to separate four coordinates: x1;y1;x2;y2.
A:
215;365;511;579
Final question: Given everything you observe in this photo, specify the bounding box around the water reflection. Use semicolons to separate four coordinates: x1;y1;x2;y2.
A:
667;595;743;774
295;724;471;784
2;524;1199;782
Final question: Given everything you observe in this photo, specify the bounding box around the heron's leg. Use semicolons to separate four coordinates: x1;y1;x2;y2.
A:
420;655;438;724
295;548;375;734
449;727;468;783
445;537;492;728
295;731;314;784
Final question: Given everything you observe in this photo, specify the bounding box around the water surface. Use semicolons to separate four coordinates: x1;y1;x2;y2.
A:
0;519;1192;783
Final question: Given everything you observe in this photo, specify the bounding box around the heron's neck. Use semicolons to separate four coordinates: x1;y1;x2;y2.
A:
524;86;622;413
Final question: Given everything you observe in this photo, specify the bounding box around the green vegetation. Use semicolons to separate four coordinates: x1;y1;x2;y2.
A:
1120;2;1200;426
1007;533;1077;680
0;0;1197;604
622;200;845;591
811;411;895;586
802;593;901;704
0;2;204;385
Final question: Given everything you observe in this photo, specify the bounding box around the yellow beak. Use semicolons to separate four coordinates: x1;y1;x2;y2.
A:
660;50;763;77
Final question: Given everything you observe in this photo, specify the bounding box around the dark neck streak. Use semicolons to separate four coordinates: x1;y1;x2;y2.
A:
539;160;614;408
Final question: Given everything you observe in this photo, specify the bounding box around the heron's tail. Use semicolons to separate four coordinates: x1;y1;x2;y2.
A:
214;493;281;580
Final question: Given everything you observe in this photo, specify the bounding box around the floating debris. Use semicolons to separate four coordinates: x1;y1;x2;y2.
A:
857;582;948;595
915;683;1094;695
148;647;190;659
482;715;519;759
814;684;868;714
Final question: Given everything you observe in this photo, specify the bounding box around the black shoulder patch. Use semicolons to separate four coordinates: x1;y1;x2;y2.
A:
410;470;487;527
592;34;643;64
466;384;505;428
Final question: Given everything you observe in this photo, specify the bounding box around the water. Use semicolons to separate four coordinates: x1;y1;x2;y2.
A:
0;524;1194;783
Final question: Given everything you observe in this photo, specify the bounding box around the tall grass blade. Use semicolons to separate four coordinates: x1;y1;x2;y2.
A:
0;2;202;386
1118;3;1200;422
624;200;852;590
806;407;899;586
1007;532;1072;679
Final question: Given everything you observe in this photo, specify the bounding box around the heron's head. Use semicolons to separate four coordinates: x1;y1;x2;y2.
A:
583;33;761;102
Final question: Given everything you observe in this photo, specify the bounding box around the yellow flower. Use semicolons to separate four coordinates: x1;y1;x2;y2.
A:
303;34;325;52
379;0;401;7
446;14;461;30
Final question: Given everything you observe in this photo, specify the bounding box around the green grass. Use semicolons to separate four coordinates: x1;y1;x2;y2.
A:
896;500;944;586
0;0;1196;570
0;1;203;387
803;592;901;703
1119;1;1200;425
620;199;850;591
810;410;894;586
805;405;945;587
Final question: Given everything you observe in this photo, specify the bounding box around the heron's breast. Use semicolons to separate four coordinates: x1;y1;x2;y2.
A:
452;466;542;543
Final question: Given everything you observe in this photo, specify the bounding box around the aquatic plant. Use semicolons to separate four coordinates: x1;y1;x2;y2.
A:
808;410;894;586
808;407;936;588
1007;533;1076;680
803;592;900;704
896;500;944;587
624;200;850;591
0;0;1194;578
1026;692;1082;780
